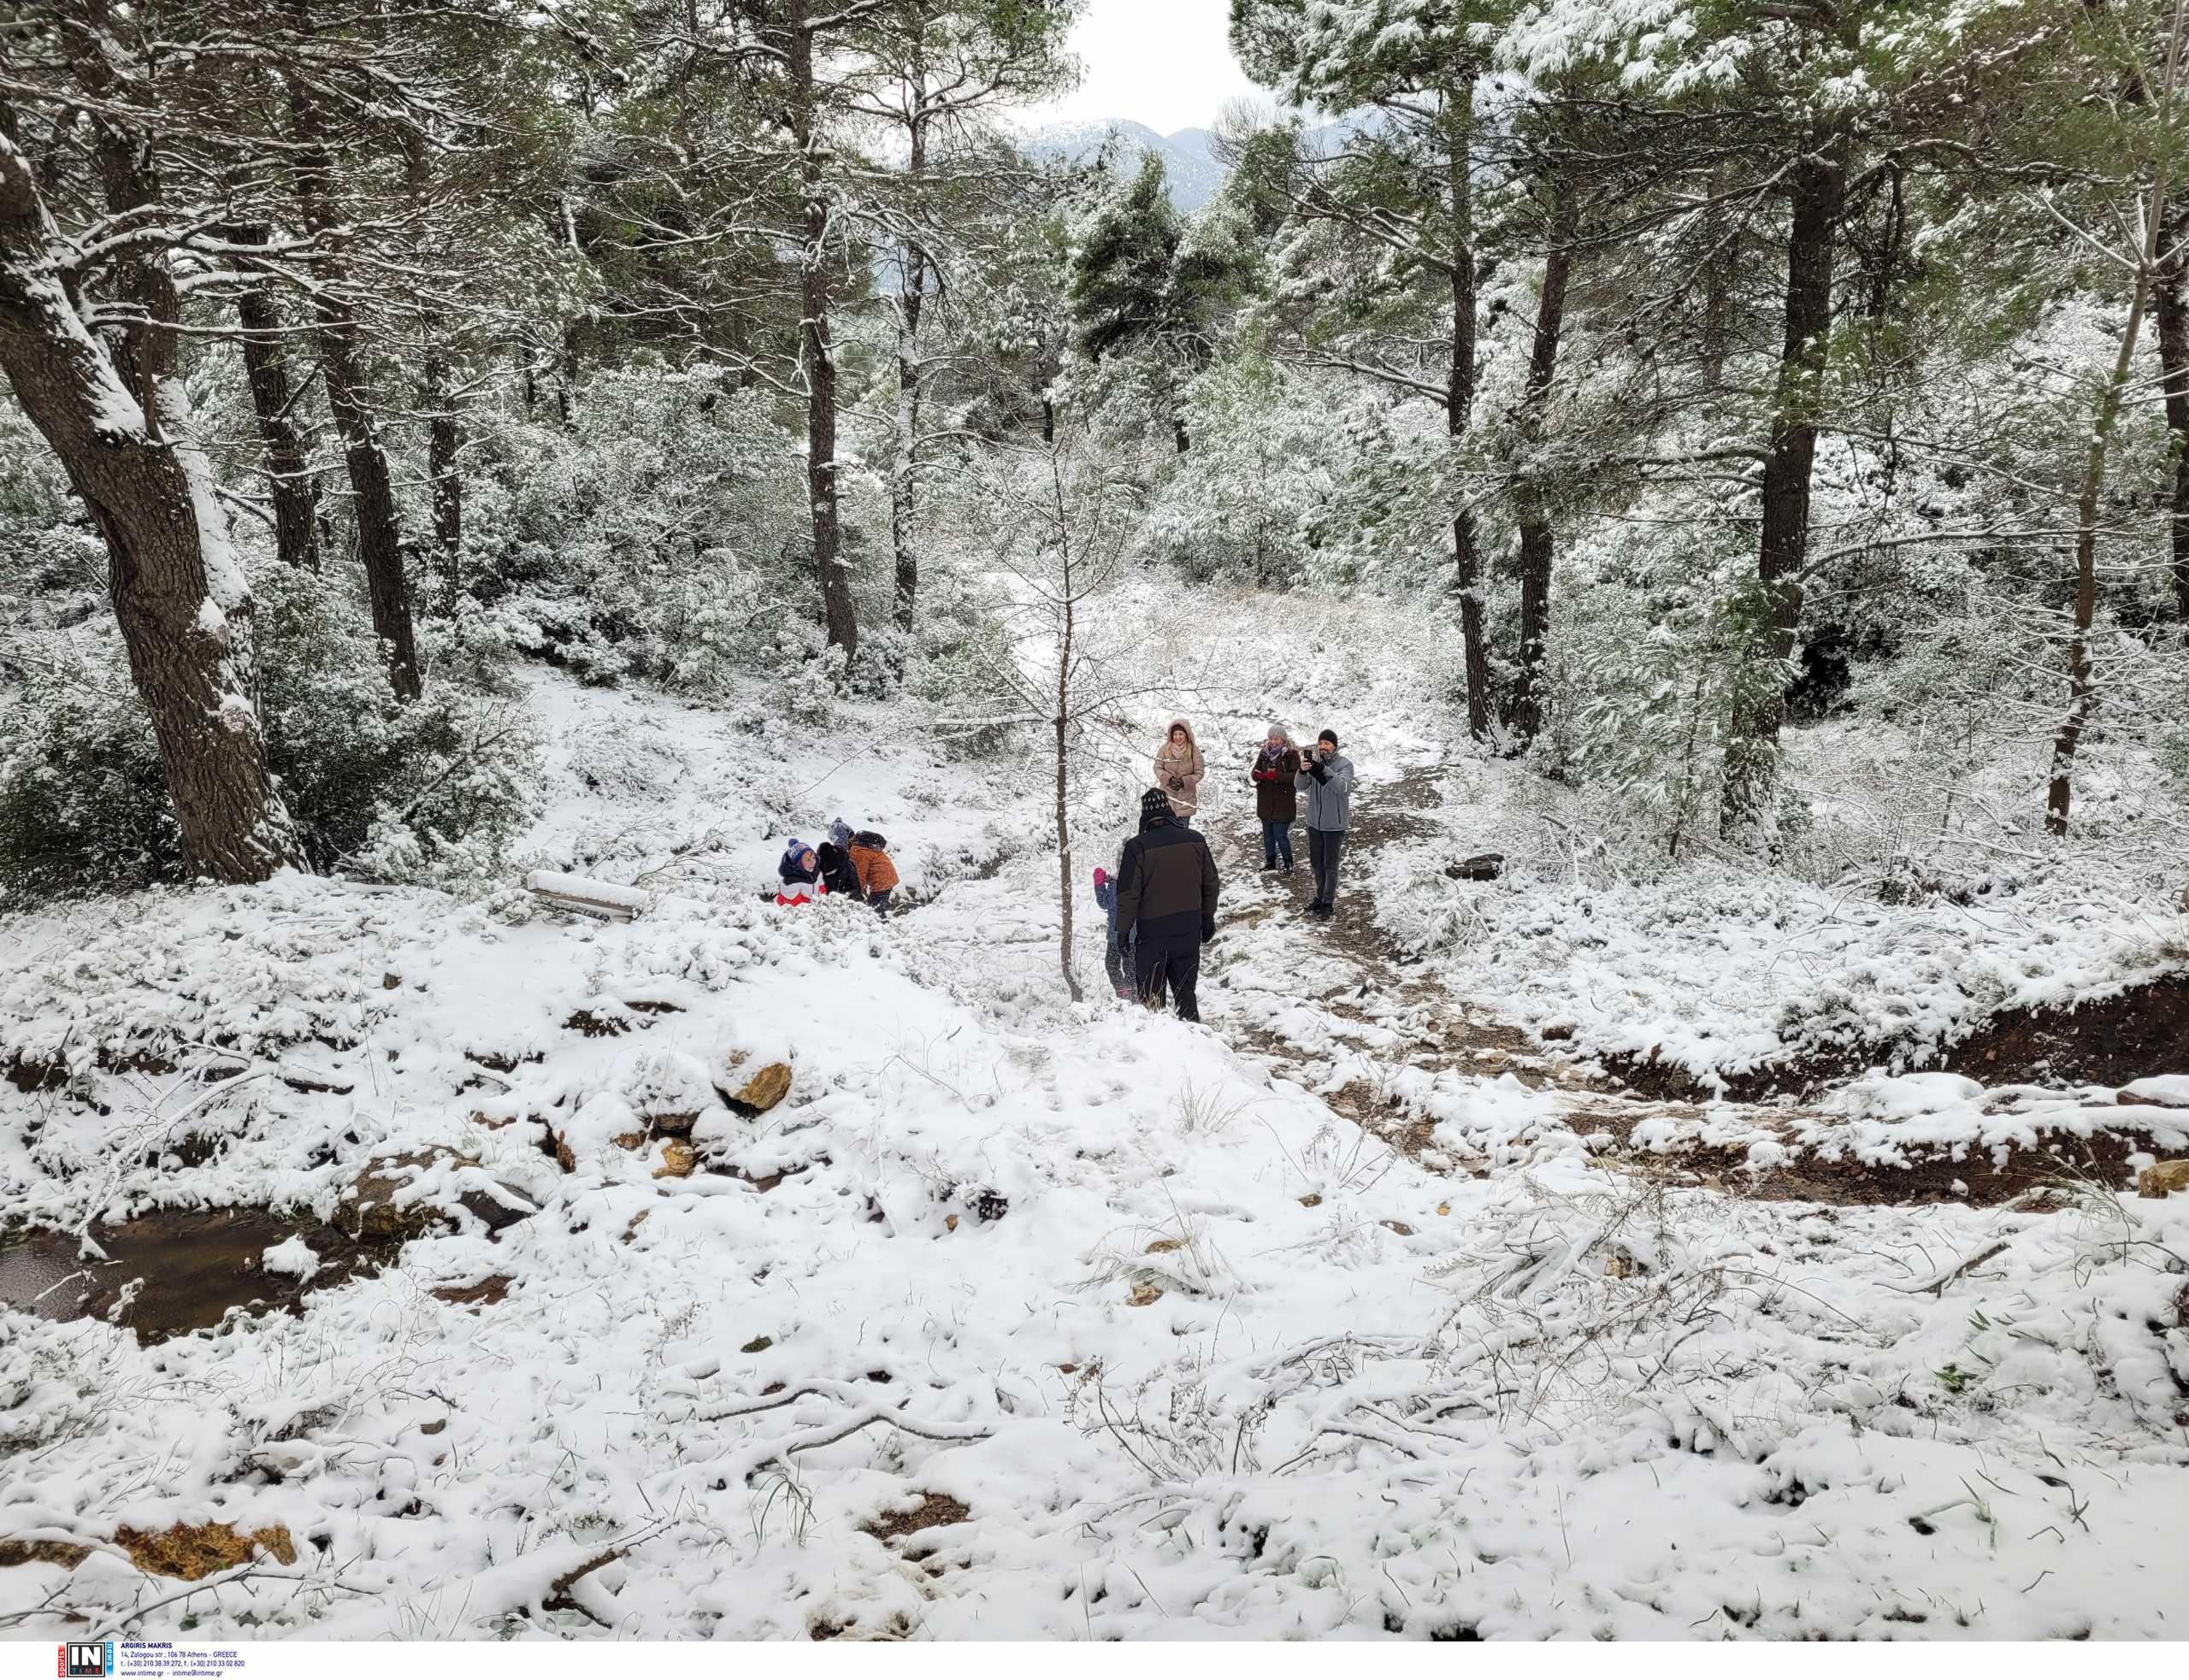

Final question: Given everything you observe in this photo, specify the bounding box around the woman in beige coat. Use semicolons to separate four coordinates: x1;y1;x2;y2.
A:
1153;718;1206;823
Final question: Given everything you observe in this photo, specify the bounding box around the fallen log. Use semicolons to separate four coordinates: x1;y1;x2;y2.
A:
525;870;650;923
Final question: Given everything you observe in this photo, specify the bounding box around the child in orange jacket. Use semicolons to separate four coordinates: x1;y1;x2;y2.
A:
840;822;900;917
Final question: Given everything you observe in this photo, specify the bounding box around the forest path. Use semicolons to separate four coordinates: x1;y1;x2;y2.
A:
1198;763;1609;1155
1192;763;1869;1201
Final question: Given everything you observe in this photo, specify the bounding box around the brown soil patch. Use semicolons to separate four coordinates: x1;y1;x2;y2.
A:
432;1274;512;1310
1572;1104;2164;1207
862;1493;971;1545
115;1522;296;1580
1948;976;2189;1087
4;1055;68;1093
1606;974;2189;1104
0;1538;91;1569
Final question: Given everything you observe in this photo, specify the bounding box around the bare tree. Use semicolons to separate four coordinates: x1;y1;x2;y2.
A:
2044;0;2189;834
946;427;1146;1000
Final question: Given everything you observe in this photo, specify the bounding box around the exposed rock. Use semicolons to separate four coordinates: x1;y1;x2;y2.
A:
971;1188;1009;1223
338;1152;479;1243
654;1140;696;1179
1127;1283;1163;1306
115;1521;296;1579
456;1182;539;1234
1145;1238;1185;1254
1298;1194;1322;1207
2138;1159;2189;1198
740;1335;773;1353
1381;1220;1413;1236
720;1053;793;1113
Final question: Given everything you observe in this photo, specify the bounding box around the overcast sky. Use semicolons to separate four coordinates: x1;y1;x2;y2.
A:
1035;0;1264;135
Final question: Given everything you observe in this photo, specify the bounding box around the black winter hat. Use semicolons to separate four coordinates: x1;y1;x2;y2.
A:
1141;786;1171;817
1318;728;1340;749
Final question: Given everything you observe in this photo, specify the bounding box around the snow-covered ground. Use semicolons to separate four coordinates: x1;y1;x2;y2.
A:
3;647;2188;1642
1371;745;2189;1097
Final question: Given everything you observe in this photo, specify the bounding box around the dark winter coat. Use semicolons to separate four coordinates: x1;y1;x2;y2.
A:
1115;811;1220;946
817;842;862;899
1251;745;1301;822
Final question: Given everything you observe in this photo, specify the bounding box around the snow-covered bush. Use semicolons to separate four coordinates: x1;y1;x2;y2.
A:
0;570;540;901
0;648;181;899
451;367;891;697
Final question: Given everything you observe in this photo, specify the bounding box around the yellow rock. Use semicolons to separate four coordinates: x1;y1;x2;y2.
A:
653;1140;696;1179
1144;1238;1185;1253
2138;1159;2189;1198
1437;1203;1450;1217
1127;1283;1162;1307
723;1057;794;1113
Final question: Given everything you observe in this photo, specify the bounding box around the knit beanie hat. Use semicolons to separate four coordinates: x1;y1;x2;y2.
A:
1142;786;1171;818
829;818;852;849
1318;728;1340;750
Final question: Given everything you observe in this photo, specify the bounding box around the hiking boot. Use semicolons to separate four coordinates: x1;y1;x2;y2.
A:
1282;862;1295;875
1260;860;1277;873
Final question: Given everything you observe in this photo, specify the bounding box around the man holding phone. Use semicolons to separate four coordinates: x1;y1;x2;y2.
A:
1295;728;1355;918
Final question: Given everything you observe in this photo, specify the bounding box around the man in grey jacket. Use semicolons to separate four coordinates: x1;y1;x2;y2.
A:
1295;728;1355;918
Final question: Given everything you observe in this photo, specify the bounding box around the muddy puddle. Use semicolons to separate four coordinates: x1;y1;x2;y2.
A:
0;1208;376;1344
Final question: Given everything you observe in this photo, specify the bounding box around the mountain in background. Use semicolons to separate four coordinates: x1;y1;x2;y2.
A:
1024;116;1366;213
1024;119;1228;210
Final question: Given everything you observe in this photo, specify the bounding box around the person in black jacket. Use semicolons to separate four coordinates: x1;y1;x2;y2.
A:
1115;786;1220;1022
816;840;862;900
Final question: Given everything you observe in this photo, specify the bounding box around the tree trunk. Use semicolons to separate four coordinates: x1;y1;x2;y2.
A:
792;2;858;663
0;138;298;883
2051;187;2171;832
227;227;321;570
1720;137;1848;838
286;46;422;701
557;320;579;431
1510;202;1573;751
425;343;463;609
1053;459;1082;1003
1445;80;1490;741
2157;215;2189;619
406;137;462;611
891;88;928;652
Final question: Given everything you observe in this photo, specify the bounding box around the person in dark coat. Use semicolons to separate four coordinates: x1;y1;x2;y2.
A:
816;840;862;900
1115;786;1221;1022
817;818;863;899
1249;724;1301;874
